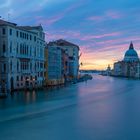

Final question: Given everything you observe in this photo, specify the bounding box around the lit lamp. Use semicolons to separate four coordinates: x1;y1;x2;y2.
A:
26;78;30;81
33;77;35;89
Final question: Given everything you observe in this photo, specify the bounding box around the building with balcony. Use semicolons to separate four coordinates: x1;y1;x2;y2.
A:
47;39;79;80
0;19;45;91
45;45;64;86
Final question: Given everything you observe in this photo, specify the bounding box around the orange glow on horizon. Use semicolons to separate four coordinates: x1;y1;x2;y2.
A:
79;51;122;70
80;58;115;70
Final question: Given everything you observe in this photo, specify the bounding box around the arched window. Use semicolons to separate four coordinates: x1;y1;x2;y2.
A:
17;61;19;72
3;43;6;53
16;46;18;55
10;61;12;72
3;63;6;72
30;62;32;71
20;44;22;54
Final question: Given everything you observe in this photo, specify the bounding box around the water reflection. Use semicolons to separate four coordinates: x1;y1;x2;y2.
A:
1;74;140;109
1;74;140;140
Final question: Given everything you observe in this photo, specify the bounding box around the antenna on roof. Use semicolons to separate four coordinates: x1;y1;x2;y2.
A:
38;23;42;27
8;13;11;21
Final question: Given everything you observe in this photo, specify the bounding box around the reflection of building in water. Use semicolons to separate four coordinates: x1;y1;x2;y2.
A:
32;91;36;102
0;19;45;91
113;42;140;78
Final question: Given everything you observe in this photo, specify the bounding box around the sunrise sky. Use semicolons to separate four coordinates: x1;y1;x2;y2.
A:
1;0;140;70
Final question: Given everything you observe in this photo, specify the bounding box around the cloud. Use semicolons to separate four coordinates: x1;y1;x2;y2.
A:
35;1;84;26
45;29;121;42
0;0;12;8
87;10;123;22
1;0;140;70
36;14;64;26
105;10;122;19
80;32;121;41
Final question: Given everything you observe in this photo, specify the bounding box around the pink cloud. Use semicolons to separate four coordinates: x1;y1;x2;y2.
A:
45;32;66;41
36;14;64;26
36;1;84;26
45;28;140;70
46;30;121;42
45;30;82;41
88;16;104;22
80;32;121;41
95;36;140;49
88;10;123;22
105;10;122;19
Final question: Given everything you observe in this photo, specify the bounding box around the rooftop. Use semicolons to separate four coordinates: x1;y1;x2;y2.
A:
0;19;17;26
48;39;79;49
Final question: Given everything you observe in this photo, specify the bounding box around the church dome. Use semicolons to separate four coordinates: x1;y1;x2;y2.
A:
124;42;139;62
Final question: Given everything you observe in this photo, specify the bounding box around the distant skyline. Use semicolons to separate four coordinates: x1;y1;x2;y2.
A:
1;0;140;70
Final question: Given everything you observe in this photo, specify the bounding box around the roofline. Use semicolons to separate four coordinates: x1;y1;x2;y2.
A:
47;39;80;50
0;19;41;34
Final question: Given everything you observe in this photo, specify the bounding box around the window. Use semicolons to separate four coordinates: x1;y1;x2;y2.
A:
17;76;19;81
20;32;22;38
40;32;42;38
9;29;12;35
27;45;29;55
30;63;32;71
21;76;23;81
22;33;25;38
16;31;18;37
3;44;6;53
20;44;22;54
30;35;32;40
10;42;12;53
10;61;12;72
17;61;19;72
2;28;6;35
34;36;36;42
30;47;32;56
31;76;33;80
35;76;37;80
17;43;19;54
3;63;6;72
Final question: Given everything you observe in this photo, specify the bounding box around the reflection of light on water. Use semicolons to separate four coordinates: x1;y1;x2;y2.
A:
25;90;37;104
2;74;140;140
25;91;30;104
32;90;36;102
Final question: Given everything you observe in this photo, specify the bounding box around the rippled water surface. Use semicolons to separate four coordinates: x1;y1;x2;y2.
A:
0;74;140;140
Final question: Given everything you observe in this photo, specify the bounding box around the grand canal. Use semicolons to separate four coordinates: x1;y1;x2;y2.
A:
0;74;140;140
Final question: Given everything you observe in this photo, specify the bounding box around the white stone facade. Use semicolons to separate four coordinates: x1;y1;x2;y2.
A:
0;20;45;91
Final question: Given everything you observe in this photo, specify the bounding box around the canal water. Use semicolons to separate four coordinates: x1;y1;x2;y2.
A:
0;74;140;140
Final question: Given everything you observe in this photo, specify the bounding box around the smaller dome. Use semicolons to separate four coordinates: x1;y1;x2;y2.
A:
124;42;139;62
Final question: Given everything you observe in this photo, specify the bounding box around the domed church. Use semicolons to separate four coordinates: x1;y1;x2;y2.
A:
113;42;140;78
123;42;139;62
